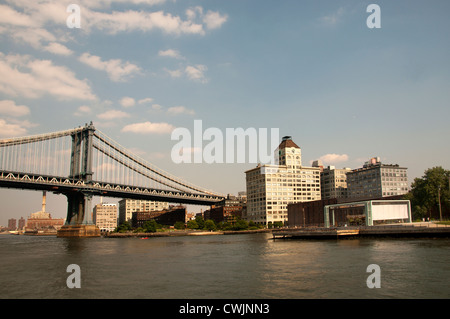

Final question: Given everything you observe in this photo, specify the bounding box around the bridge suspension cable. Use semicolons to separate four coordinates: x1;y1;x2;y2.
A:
0;125;223;199
93;130;222;196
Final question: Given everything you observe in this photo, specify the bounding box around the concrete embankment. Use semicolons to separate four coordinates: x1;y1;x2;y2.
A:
104;229;271;238
272;224;450;240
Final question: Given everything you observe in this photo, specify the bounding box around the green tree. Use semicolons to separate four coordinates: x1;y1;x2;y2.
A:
116;221;132;233
143;219;160;233
273;221;284;228
186;219;198;229
407;166;450;220
174;221;185;230
231;218;248;231
195;215;205;229
204;219;216;231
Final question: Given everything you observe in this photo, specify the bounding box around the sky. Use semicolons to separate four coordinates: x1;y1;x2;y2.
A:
0;0;449;226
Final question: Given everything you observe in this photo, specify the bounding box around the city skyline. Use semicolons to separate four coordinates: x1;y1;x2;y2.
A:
1;0;450;225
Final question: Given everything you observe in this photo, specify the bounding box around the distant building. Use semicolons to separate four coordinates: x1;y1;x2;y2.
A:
18;217;26;230
319;166;352;200
25;192;64;231
131;206;186;228
118;199;169;225
93;203;118;232
347;157;408;199
287;195;408;228
245;136;321;226
204;206;243;224
204;193;246;224
8;218;16;231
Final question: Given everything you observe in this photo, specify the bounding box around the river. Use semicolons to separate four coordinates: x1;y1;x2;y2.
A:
0;233;449;299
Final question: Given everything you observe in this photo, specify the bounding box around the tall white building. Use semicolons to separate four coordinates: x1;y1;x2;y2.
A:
93;203;117;232
118;199;169;225
245;136;321;226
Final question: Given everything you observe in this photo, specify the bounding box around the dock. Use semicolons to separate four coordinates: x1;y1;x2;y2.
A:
272;223;450;240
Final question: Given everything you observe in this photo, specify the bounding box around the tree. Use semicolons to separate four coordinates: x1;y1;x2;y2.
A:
186;219;198;229
204;219;216;231
407;166;450;220
231;218;248;231
174;221;185;230
143;219;160;233
195;215;205;229
116;221;132;233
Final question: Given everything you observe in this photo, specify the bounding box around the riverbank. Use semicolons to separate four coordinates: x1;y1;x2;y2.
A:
104;228;271;238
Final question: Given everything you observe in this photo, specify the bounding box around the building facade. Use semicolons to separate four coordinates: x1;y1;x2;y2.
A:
320;166;352;200
347;157;408;199
93;203;118;232
118;199;169;225
245;136;321;225
131;206;186;228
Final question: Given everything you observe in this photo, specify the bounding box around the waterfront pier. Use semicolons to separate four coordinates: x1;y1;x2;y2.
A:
272;223;450;240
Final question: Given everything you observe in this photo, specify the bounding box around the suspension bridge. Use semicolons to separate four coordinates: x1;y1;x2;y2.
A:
0;122;224;237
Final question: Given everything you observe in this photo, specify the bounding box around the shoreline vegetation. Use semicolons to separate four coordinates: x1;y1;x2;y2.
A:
104;228;272;238
106;216;274;238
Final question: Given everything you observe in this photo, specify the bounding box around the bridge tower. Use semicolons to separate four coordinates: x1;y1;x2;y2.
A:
58;122;100;238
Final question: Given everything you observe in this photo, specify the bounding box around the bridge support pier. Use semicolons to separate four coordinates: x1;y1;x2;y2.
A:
57;192;100;238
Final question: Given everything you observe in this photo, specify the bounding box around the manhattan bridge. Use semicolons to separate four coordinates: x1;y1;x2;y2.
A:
0;122;224;236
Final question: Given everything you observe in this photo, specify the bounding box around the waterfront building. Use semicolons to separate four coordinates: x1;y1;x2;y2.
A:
131;206;186;228
118;199;169;225
25;192;64;232
245;136;321;226
319;165;352;200
7;218;16;231
93;203;118;232
18;217;26;230
346;157;408;200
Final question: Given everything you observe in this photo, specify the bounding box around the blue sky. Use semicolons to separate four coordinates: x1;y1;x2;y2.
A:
1;0;449;225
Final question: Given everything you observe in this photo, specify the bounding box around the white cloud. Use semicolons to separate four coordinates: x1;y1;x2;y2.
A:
120;96;136;108
319;7;345;26
44;42;73;56
74;105;92;116
0;119;28;138
83;9;205;35
185;65;208;83
0;100;30;117
165;68;183;78
202;10;228;30
167;106;195;116
0;4;35;27
97;110;131;120
0;53;95;100
122;121;175;134
138;97;154;104
318;153;349;165
79;52;142;82
158;49;184;59
151;104;163;110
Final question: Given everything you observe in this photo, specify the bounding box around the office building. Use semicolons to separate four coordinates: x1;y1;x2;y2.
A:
132;206;186;228
319;165;352;200
118;199;169;225
347;157;408;199
93;203;118;232
245;136;321;226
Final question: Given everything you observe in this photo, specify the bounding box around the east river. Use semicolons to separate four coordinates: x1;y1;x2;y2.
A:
0;233;449;299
